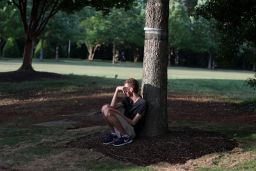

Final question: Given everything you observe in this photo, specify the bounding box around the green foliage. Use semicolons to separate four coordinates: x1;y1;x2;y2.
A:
2;37;20;58
169;0;192;50
79;9;108;48
104;5;144;48
34;40;55;59
34;39;43;58
196;0;256;66
0;3;23;39
169;0;219;55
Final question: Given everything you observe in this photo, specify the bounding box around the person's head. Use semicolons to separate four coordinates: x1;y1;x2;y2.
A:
123;78;139;97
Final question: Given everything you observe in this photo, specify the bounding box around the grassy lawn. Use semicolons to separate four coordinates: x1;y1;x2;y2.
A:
0;58;254;80
0;59;256;170
0;58;255;100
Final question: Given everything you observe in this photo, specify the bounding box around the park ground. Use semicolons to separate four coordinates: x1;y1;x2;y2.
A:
0;59;256;171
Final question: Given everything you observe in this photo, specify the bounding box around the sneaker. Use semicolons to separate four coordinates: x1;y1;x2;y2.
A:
113;135;133;147
102;133;118;145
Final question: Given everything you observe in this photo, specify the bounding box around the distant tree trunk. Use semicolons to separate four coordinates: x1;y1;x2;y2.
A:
112;42;119;64
18;36;35;72
0;38;5;57
39;40;44;61
133;48;140;63
87;44;100;61
55;45;59;60
39;48;44;61
174;48;179;65
208;53;212;69
68;40;71;58
142;0;169;136
212;59;216;69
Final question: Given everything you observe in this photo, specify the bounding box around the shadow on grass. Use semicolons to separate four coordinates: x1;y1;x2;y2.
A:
66;127;238;166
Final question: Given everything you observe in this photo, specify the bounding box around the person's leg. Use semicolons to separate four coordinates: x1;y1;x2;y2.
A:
101;104;115;132
101;105;127;135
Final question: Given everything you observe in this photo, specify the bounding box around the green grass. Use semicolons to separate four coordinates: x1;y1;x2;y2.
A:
0;58;254;80
0;60;256;101
0;74;254;101
0;59;256;170
0;58;255;100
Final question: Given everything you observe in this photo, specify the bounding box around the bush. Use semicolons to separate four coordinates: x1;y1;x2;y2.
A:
2;37;20;58
248;73;256;90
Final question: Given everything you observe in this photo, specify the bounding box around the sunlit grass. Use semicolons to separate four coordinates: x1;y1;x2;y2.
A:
0;58;254;80
0;58;256;170
0;58;255;100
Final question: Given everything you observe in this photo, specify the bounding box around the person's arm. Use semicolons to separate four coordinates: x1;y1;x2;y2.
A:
110;86;124;107
124;113;142;126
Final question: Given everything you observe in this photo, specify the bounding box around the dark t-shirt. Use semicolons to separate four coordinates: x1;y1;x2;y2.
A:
122;97;147;135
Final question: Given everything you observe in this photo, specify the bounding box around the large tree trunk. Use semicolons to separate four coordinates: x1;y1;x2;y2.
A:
18;37;35;72
142;0;169;136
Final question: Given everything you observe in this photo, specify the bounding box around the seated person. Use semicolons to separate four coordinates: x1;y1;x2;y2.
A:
101;78;147;146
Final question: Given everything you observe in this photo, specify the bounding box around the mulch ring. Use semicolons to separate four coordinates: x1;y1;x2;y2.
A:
66;127;238;166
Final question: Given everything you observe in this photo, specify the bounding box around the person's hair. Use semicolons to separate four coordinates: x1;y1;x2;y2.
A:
124;78;139;93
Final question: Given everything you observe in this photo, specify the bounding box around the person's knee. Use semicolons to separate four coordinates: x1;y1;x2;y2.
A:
101;104;109;114
102;104;115;117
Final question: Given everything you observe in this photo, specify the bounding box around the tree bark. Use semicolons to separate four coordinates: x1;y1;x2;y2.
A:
18;37;35;72
142;0;169;136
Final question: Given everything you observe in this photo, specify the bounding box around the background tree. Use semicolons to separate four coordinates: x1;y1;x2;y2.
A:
142;0;169;136
79;9;108;61
35;12;80;60
5;0;135;72
169;0;192;65
190;17;219;69
196;0;256;69
0;3;23;57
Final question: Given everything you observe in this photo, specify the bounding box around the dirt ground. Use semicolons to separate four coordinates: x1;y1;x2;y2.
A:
1;71;256;169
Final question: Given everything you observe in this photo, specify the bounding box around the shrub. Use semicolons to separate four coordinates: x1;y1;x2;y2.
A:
2;37;20;58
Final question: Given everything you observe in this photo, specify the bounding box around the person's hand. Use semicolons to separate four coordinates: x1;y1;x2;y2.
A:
116;86;124;92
